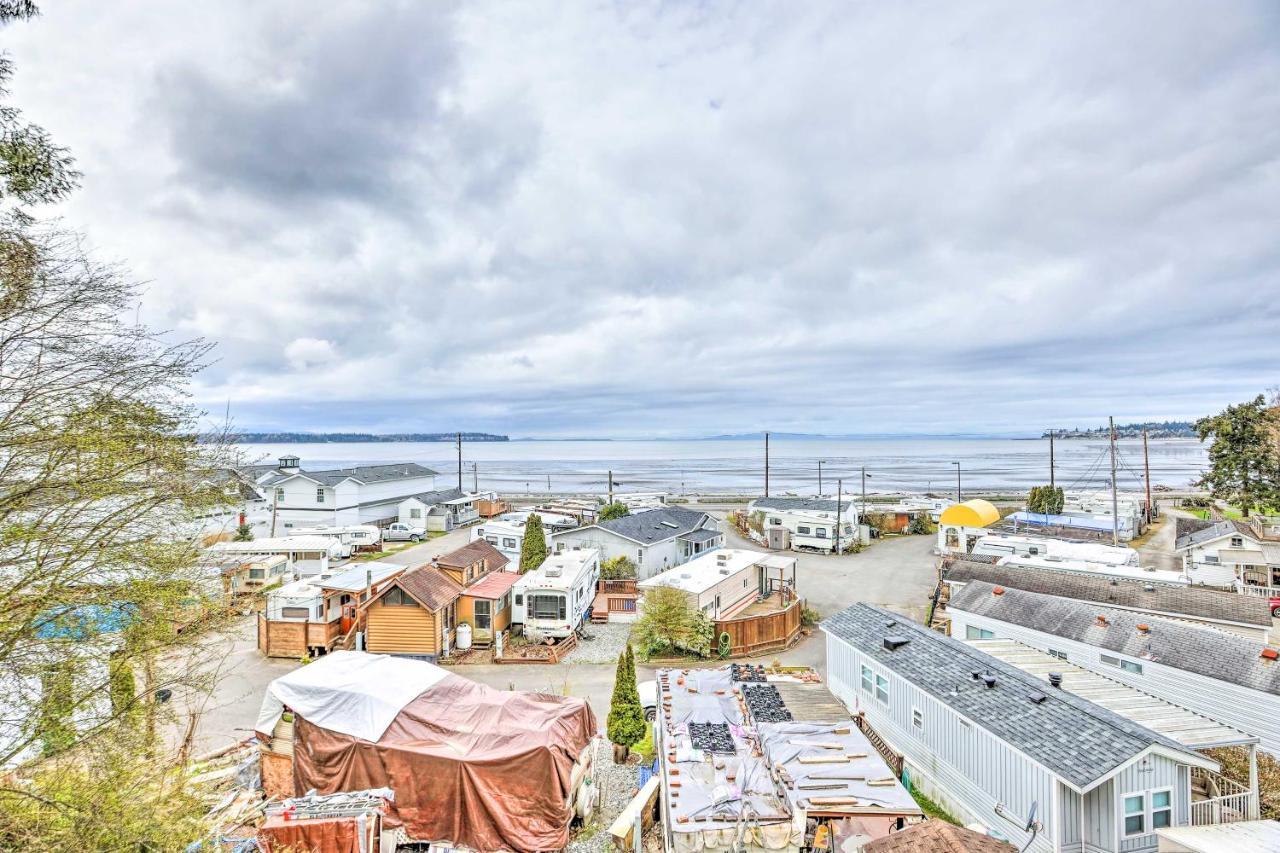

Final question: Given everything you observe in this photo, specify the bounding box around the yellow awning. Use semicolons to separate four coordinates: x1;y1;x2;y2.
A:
939;499;1001;528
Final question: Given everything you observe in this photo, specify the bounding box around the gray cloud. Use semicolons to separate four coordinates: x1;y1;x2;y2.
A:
4;1;1279;437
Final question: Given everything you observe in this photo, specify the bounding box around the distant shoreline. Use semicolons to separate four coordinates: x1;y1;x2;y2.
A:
233;432;509;443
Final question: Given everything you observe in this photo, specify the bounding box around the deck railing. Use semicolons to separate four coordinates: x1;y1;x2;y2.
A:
1190;767;1256;825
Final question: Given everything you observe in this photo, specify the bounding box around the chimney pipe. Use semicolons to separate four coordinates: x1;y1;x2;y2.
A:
1048;672;1063;688
982;673;997;689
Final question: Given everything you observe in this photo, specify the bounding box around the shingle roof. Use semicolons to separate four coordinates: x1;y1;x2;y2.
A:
404;486;465;505
1174;519;1257;550
947;582;1280;696
679;528;723;543
860;820;1015;853
822;603;1198;790
435;539;509;573
593;507;714;545
753;497;852;513
944;559;1272;627
385;565;463;611
264;462;438;487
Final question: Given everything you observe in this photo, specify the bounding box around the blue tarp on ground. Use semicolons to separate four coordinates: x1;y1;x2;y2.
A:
34;603;135;640
1009;511;1119;532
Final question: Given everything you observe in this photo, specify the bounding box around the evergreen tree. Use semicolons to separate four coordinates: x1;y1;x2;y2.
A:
233;522;254;541
1195;395;1280;517
606;648;645;752
599;501;629;522
519;512;547;572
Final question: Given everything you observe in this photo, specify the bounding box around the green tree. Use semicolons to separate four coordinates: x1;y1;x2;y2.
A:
1028;485;1064;514
606;647;645;754
519;513;547;572
599;501;630;522
1195;395;1280;517
634;585;715;658
233;522;254;541
600;555;637;580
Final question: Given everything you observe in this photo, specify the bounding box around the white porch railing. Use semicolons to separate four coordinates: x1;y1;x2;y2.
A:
1190;767;1256;826
1236;584;1280;599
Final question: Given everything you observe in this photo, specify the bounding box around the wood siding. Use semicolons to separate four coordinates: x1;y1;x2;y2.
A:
946;607;1280;755
366;599;439;656
257;613;338;658
715;599;802;657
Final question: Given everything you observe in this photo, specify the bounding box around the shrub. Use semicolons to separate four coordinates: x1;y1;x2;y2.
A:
635;586;713;658
599;502;630;522
600;555;637;580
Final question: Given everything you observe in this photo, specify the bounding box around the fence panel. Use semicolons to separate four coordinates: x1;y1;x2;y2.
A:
714;599;803;657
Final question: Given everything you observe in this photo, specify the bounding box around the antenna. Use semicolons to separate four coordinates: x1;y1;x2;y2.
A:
1019;800;1041;852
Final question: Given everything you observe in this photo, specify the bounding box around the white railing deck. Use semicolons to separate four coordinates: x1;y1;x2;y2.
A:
1190;767;1257;825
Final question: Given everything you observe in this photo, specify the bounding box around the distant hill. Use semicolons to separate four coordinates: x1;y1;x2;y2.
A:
1043;422;1195;439
233;432;509;443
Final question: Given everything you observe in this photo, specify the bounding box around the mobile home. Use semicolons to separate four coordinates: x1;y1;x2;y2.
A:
512;549;601;639
289;524;380;558
970;533;1139;566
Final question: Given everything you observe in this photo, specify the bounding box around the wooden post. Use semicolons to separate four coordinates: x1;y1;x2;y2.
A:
1249;742;1260;819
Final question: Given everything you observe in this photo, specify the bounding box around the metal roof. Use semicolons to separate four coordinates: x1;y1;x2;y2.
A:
1174;519;1257;550
967;639;1255;750
315;561;405;593
264;462;439;487
403;486;466;505
752;497;853;513
1156;820;1280;850
944;559;1271;627
948;581;1280;696
822;603;1208;791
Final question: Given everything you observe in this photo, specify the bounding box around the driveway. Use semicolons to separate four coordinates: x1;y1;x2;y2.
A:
1136;509;1188;572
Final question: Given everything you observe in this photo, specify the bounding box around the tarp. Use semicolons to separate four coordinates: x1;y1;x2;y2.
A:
255;651;449;742
273;653;597;852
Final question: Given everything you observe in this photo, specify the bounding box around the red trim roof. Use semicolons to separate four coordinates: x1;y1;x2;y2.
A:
463;571;520;599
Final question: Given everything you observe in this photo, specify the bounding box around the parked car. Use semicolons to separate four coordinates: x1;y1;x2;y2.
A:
1271;596;1280;618
382;522;426;543
638;679;656;722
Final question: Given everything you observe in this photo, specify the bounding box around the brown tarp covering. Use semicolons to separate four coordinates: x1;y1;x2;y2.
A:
292;672;597;852
258;813;374;853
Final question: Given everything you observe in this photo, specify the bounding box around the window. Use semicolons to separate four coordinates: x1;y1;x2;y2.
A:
383;588;419;607
498;592;510;611
769;517;781;526
874;674;889;704
529;594;566;620
486;536;499;544
1101;654;1142;675
514;593;523;606
1123;793;1145;837
410;507;422;519
1027;546;1041;555
945;528;959;548
1231;536;1244;547
861;664;873;693
797;525;811;535
503;537;517;549
281;606;309;619
965;625;995;640
248;568;265;580
275;487;285;502
316;604;324;619
911;707;923;731
1047;649;1068;660
316;487;325;503
1152;790;1172;829
815;528;828;539
1204;555;1220;564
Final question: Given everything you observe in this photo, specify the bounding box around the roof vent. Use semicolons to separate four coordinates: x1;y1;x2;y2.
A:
719;568;730;575
1028;692;1047;705
1262;648;1279;661
1096;615;1109;627
992;586;1005;596
883;635;910;651
1136;624;1150;634
1143;583;1156;593
1048;672;1063;689
970;670;982;681
982;673;997;689
885;620;897;629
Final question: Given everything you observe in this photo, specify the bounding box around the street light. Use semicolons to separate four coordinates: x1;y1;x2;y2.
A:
952;462;961;503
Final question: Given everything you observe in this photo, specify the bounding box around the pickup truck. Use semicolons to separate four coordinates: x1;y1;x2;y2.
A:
382;522;426;543
638;679;657;722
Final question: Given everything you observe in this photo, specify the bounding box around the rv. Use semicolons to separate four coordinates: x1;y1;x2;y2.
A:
512;549;601;639
290;524;381;558
968;532;1138;566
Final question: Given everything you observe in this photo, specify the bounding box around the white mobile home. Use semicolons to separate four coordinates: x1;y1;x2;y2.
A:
1175;520;1280;590
749;497;865;551
823;604;1226;852
397;488;491;532
548;508;722;580
215;553;289;597
207;535;344;577
994;555;1188;587
942;560;1273;641
945;582;1280;756
511;549;600;639
637;548;797;620
289;525;380;558
970;533;1139;566
470;520;527;567
259;561;405;658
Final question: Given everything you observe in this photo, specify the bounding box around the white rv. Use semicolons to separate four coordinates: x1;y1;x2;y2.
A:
512;549;601;639
968;533;1138;566
290;525;380;558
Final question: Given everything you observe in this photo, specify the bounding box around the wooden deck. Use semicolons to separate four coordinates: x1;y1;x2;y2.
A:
591;579;639;623
773;682;852;723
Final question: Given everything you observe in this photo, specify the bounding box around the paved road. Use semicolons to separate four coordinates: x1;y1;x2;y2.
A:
181;525;940;753
1136;509;1189;572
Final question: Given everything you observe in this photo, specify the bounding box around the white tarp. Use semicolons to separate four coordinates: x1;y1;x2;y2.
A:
255;650;448;742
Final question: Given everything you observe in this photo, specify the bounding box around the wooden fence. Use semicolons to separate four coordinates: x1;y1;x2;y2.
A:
713;598;804;658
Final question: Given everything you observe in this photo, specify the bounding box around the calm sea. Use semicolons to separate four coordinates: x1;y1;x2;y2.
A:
237;437;1208;497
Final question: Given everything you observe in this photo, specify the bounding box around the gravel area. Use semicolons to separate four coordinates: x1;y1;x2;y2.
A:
561;621;634;665
567;737;651;853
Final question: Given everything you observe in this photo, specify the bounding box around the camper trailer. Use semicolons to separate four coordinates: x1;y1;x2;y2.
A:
968;532;1138;566
512;549;601;639
290;524;380;557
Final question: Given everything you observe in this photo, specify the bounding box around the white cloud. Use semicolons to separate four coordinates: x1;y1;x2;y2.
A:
3;1;1278;436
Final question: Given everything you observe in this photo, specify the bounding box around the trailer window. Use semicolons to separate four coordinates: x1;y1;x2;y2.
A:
529;594;566;620
281;607;309;619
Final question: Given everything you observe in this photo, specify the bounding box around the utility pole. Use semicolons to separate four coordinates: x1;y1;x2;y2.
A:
1049;429;1056;489
546;474;551;492
473;462;478;493
1142;427;1153;522
764;432;770;498
1108;416;1119;546
835;477;843;555
818;459;823;497
456;432;463;491
953;462;961;504
860;466;870;545
608;469;613;503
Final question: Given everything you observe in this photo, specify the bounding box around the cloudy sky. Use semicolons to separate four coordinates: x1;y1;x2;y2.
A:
5;2;1278;437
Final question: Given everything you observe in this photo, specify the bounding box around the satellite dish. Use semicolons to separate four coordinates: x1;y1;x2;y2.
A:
1024;800;1039;832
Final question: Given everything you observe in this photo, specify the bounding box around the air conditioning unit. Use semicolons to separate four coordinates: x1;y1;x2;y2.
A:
545;566;562;577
